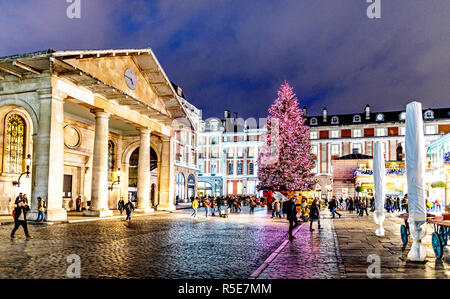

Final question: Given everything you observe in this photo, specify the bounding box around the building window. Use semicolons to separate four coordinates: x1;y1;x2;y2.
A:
211;163;217;175
399;112;406;121
249;162;254;175
310;131;318;139
331;144;340;156
331;116;339;124
310;118;318;125
248;147;255;157
176;173;186;201
376;113;384;121
376;128;387;136
4;114;26;173
353;143;363;154
353;115;361;123
353;129;362;138
331;130;339;138
311;145;318;155
424;110;434;120
108;140;115;181
237;162;243;175
425;125;436;135
228;162;234;175
237;147;243;157
399;127;405;136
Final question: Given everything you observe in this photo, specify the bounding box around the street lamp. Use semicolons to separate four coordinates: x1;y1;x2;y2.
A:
12;154;31;187
108;168;121;191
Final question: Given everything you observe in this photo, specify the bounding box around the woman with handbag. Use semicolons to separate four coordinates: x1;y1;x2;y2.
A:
11;194;31;239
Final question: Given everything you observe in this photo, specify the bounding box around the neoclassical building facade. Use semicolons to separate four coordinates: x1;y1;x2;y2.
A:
0;49;196;221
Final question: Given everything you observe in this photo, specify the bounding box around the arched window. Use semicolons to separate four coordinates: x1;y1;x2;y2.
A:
176;173;186;201
331;116;339;124
310;117;318;125
376;113;384;121
5;114;26;173
108;140;115;181
353;115;361;123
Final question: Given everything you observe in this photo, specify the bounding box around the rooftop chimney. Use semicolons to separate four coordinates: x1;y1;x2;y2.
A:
224;110;231;119
322;107;327;122
303;106;307;116
177;86;183;97
365;104;370;120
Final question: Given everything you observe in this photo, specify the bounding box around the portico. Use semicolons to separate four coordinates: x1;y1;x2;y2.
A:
0;49;193;221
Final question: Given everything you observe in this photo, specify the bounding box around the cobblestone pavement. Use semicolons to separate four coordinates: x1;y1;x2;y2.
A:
0;206;290;279
257;217;343;279
333;211;450;278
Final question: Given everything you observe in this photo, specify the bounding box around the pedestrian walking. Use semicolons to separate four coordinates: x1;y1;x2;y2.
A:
35;197;46;222
309;198;321;232
191;197;199;218
211;197;217;216
75;196;82;212
249;198;256;215
283;197;300;240
11;193;31;239
118;197;125;215
329;197;341;218
272;199;282;218
124;199;135;221
204;198;211;218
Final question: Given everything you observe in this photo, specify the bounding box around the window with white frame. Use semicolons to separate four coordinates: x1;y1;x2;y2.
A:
425;125;436;135
331;116;339;124
331;130;339;138
399;112;406;121
353;129;362;138
310;131;318;139
310;118;318;125
211;163;217;175
399;127;405;136
331;144;340;156
376;127;387;136
353;115;361;123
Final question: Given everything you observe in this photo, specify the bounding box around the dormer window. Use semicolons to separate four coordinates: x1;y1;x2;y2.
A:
424;110;434;120
399;112;406;121
376;113;384;121
310;117;318;126
331;116;339;124
353;115;361;123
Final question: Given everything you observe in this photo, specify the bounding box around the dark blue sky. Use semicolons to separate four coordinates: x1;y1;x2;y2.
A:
1;0;449;119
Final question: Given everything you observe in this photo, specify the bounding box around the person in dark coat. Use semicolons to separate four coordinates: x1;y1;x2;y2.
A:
309;198;321;232
11;193;31;239
284;197;301;240
124;199;135;221
117;197;125;215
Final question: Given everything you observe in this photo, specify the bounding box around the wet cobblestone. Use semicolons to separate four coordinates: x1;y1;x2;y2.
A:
0;207;288;279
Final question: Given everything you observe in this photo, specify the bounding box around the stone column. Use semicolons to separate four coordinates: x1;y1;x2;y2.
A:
84;109;113;217
158;136;176;211
30;89;67;221
136;128;152;213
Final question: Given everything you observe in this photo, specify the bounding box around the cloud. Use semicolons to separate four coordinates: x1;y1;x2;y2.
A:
0;0;449;119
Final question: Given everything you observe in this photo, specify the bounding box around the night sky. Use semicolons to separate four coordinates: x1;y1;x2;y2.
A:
1;0;449;119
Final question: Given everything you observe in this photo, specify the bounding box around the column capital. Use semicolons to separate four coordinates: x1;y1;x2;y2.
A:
51;89;68;102
90;108;110;118
138;127;152;135
161;135;172;142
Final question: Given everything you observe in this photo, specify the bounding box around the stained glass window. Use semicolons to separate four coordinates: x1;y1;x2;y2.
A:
108;140;115;181
5;114;26;173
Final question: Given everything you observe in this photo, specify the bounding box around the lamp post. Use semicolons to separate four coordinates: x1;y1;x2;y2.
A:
108;168;121;191
12;154;31;187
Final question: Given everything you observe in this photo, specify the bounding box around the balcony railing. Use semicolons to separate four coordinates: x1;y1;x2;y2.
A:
354;168;406;176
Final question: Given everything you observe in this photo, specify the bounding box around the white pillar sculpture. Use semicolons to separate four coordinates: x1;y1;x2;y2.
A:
373;141;386;236
406;101;427;261
30;89;67;221
84;109;113;217
136;128;153;213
